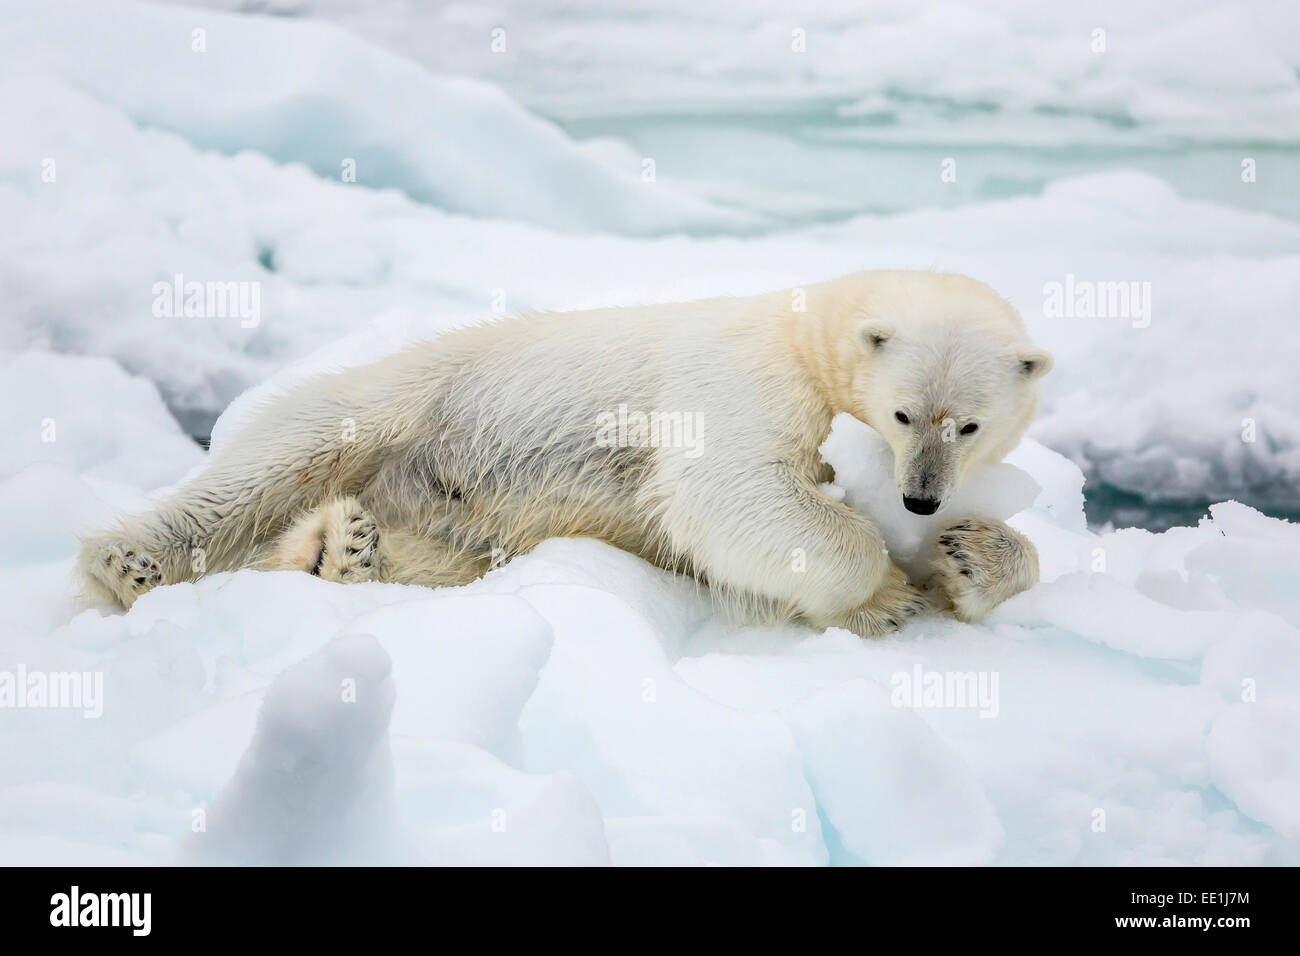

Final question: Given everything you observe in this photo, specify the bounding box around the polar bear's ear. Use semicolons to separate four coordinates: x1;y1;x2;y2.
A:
1016;346;1054;381
856;320;895;353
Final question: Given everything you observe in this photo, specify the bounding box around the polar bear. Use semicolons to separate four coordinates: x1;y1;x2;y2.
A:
77;270;1051;636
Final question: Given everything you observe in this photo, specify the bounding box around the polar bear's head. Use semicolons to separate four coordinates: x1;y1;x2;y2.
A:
847;275;1052;515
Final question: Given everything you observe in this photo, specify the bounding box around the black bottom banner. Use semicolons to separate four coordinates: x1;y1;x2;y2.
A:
0;865;1286;942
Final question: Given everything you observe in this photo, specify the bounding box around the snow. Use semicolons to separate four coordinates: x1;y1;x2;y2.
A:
786;679;1005;866
0;0;734;236
1206;700;1300;840
819;412;1043;578
173;0;1300;145
2;350;1299;865
2;0;1298;865
3;30;1297;499
0;351;204;491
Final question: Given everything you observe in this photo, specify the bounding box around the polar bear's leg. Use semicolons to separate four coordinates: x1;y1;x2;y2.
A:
77;356;430;608
926;517;1039;622
833;563;935;636
267;497;489;589
78;476;305;609
378;531;490;588
77;505;214;609
667;463;930;638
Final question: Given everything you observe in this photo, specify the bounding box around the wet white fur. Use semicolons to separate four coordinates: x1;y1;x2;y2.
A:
77;270;1051;636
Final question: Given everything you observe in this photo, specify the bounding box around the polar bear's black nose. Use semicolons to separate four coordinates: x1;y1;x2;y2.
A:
903;496;940;515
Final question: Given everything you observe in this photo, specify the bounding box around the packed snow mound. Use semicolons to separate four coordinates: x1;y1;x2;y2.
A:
2;351;1299;866
0;0;734;234
0;351;203;489
175;0;1300;143
0;351;204;572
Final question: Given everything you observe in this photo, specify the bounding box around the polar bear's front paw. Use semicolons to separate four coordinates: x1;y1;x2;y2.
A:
272;497;383;584
929;517;1038;622
81;541;165;609
839;565;933;638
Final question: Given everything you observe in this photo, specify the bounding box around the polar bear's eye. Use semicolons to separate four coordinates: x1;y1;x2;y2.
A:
960;422;979;435
894;411;910;426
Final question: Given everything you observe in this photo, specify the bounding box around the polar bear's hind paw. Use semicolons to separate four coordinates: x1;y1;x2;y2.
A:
272;497;383;584
82;541;164;608
331;507;381;581
838;565;933;637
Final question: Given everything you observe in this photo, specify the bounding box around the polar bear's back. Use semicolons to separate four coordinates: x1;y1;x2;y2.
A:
355;307;701;557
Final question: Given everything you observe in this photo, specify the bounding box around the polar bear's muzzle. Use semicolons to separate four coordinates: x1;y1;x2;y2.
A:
898;433;954;515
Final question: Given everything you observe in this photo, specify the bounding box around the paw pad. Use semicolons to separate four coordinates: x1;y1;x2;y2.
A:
88;542;165;607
